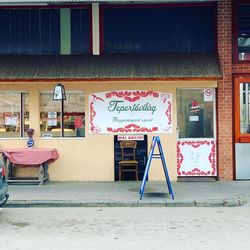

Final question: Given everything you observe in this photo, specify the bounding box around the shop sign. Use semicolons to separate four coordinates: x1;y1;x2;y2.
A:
190;97;200;113
4;116;18;126
74;117;83;128
48;112;57;126
89;90;172;134
117;135;144;141
189;116;199;122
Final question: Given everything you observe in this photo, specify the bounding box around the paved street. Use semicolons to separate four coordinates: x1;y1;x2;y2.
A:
1;206;250;250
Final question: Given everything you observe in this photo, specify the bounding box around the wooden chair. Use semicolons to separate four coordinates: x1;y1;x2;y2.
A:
118;140;139;181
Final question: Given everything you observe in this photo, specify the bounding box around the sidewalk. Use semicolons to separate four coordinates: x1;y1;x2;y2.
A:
5;181;250;208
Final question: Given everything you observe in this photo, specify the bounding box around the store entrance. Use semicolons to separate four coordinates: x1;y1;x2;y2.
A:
176;88;217;178
114;135;147;181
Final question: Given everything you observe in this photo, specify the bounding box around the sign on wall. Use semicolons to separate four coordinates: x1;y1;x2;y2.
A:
89;90;172;134
117;135;144;141
48;111;57;126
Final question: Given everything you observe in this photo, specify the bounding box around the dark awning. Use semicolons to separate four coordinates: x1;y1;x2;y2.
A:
0;53;222;81
0;0;218;4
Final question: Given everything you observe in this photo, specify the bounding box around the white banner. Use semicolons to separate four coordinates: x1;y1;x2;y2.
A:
89;90;172;134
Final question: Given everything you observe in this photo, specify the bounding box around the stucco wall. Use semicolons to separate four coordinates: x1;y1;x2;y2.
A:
0;80;217;181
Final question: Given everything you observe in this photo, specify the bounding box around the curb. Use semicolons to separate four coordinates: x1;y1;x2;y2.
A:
5;195;247;208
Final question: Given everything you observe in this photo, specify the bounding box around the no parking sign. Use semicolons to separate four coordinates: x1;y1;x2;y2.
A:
204;88;213;101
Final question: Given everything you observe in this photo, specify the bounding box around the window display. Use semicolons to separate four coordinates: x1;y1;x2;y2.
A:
40;92;85;138
0;92;29;138
177;89;214;139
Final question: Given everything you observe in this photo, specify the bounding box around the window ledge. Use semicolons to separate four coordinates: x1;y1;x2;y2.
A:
239;135;250;143
39;137;85;140
0;138;27;140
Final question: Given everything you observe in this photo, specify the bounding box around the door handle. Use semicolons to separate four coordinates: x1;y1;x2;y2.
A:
176;126;180;139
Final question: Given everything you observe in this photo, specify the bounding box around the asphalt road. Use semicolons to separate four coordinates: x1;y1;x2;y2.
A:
1;207;250;250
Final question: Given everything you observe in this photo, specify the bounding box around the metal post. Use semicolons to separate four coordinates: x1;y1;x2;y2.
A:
62;99;64;137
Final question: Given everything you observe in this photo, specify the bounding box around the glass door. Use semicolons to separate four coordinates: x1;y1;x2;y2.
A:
176;88;217;177
235;80;250;142
235;78;250;179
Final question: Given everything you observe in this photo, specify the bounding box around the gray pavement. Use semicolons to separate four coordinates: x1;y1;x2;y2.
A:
4;180;250;208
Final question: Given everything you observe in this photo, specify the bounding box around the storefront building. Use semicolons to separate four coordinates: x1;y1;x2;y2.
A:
0;0;245;182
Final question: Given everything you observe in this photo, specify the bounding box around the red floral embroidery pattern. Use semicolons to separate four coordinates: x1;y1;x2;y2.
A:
89;95;104;133
177;140;216;176
166;101;172;125
105;91;159;102
107;123;158;133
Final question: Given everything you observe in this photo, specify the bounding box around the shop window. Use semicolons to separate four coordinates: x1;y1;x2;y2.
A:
177;89;215;139
0;92;29;138
235;3;250;62
40;92;85;138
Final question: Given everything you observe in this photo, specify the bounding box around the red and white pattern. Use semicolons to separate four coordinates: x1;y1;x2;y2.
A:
89;90;172;134
105;90;159;102
89;94;103;133
107;123;158;133
177;139;216;176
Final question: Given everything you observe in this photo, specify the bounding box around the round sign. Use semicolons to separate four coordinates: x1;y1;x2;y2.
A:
205;89;212;96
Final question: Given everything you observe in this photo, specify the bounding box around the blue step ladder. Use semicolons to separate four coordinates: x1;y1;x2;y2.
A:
139;136;174;200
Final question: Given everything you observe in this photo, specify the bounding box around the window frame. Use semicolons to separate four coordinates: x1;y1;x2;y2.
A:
233;1;250;63
0;5;92;55
176;87;216;139
0;91;29;138
234;76;250;142
40;91;85;138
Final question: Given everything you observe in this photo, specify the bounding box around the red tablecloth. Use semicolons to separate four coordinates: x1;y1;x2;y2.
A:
1;148;59;165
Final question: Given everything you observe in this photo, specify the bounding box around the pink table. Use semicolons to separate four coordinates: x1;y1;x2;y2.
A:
1;148;59;185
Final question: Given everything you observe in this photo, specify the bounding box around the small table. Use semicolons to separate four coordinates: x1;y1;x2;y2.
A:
1;148;59;185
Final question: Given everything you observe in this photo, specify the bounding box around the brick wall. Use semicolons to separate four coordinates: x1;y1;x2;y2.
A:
233;65;250;74
217;0;233;180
